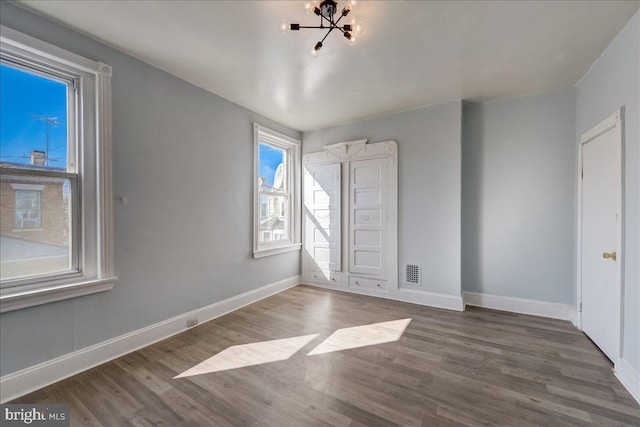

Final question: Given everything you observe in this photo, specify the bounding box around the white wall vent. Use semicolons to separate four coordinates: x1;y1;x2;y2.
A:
405;264;421;285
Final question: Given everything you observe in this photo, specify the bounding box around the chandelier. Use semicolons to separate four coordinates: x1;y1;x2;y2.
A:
280;0;365;57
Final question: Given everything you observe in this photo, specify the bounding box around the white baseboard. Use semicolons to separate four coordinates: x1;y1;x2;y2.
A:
396;288;464;311
0;275;300;403
463;291;576;322
615;358;640;404
303;282;464;312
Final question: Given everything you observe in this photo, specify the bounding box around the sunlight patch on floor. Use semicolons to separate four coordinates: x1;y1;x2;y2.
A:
173;318;413;378
307;318;412;356
174;334;319;378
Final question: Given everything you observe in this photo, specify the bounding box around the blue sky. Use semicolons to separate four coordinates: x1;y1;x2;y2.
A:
0;64;68;169
258;143;284;187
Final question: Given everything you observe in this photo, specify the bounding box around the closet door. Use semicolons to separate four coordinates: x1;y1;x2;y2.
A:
304;163;341;272
349;158;387;276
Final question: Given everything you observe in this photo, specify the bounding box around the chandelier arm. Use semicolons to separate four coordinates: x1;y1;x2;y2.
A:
320;27;335;44
296;24;347;32
333;12;347;28
319;13;333;28
297;26;335;29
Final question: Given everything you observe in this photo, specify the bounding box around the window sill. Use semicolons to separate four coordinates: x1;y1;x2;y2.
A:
11;228;44;232
0;276;117;313
253;243;302;259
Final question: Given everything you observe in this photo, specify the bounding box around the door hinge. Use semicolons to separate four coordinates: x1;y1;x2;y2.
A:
579;302;582;313
581;169;583;179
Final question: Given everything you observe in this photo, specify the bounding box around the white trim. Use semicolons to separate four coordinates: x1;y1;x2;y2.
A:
0;277;115;313
463;292;576;321
0;275;301;403
0;25;101;74
303;139;397;165
96;61;114;280
304;281;464;311
580;108;622;144
396;288;464;311
576;108;623;364
323;139;368;160
254;123;301;147
387;142;399;301
252;123;302;258
253;243;302;258
614;358;640;404
9;184;45;191
576;127;584;329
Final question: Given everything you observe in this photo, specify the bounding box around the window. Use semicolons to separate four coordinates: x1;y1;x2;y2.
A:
15;190;42;229
0;26;115;312
260;199;269;219
1;62;75;282
253;124;301;258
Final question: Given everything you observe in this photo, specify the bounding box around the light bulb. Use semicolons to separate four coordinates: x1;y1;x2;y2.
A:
309;41;323;58
350;19;364;36
279;19;289;34
303;1;317;14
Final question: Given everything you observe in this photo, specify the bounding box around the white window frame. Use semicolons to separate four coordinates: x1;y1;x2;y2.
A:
253;123;301;258
0;26;116;313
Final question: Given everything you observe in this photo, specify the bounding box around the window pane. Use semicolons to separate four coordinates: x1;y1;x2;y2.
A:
259;194;289;243
258;143;286;192
0;64;69;171
1;174;73;282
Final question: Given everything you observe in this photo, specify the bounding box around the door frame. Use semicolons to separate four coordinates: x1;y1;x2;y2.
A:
576;107;624;365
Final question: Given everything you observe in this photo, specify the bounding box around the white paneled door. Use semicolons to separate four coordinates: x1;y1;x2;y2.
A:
580;115;622;363
302;140;398;298
304;163;341;272
349;158;387;276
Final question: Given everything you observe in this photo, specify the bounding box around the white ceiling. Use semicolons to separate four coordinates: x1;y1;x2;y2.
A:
17;1;640;131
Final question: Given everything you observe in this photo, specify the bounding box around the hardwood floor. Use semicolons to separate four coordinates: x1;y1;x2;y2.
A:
13;285;640;426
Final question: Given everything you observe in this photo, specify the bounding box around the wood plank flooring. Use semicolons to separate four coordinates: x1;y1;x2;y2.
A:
13;285;640;426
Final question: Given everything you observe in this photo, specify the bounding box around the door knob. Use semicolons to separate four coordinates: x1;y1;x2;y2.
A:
603;252;617;261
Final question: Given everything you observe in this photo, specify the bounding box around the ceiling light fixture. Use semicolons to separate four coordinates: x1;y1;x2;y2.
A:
282;0;364;57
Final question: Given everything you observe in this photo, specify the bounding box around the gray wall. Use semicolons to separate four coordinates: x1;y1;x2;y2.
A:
303;102;462;297
576;11;639;372
0;2;301;376
462;89;577;304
